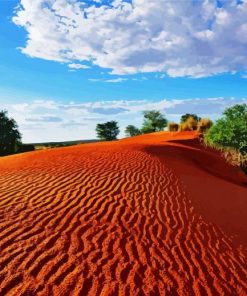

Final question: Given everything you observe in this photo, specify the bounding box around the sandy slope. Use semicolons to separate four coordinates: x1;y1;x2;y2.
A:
0;132;246;295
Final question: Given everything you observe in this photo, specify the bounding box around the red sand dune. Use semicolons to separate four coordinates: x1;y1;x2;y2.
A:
0;131;246;295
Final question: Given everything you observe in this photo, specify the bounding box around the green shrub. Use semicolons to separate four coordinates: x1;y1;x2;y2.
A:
125;125;141;137
205;104;247;155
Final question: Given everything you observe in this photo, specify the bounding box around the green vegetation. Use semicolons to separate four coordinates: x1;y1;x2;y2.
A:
141;110;167;134
96;121;120;141
0;110;22;156
205;104;247;154
125;125;141;137
180;113;200;123
204;104;247;173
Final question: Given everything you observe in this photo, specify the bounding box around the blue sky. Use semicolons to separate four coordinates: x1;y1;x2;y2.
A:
0;0;247;142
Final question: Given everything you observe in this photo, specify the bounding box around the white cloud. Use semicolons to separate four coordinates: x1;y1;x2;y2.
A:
88;77;127;83
68;63;90;70
13;0;247;77
3;97;247;143
105;77;127;83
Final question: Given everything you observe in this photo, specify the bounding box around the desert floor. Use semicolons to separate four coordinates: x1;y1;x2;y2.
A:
0;132;246;295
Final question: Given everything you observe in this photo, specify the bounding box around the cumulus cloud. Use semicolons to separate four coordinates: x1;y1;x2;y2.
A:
13;0;247;77
3;97;247;143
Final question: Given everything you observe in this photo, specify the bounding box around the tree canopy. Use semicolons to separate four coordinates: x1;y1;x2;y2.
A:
180;113;200;123
141;110;167;134
96;121;120;141
0;110;22;156
125;125;141;137
205;104;247;154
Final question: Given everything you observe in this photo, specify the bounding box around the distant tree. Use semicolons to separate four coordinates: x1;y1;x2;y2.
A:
96;121;120;141
168;122;179;132
180;113;200;124
125;125;141;137
205;104;247;154
0;110;22;156
141;110;167;134
180;116;198;131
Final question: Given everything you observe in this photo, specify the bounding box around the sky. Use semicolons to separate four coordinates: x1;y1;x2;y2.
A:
0;0;247;143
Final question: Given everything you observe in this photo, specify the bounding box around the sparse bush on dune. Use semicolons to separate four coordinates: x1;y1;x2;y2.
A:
197;118;213;133
125;125;141;137
179;116;198;131
168;122;179;132
204;104;247;173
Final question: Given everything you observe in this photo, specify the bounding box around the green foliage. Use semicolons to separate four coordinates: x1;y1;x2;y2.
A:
0;110;22;156
168;122;179;132
141;110;167;134
180;113;200;123
205;104;247;154
125;125;141;137
96;121;120;141
17;144;35;153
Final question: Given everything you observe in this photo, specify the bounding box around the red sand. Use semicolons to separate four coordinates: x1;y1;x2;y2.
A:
0;131;246;295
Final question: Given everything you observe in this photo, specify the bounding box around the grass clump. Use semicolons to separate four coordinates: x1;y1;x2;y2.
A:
168;122;179;132
179;116;198;131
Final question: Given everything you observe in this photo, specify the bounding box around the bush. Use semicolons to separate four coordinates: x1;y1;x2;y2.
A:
17;144;35;153
197;118;213;133
96;121;120;141
125;125;141;137
168;122;179;132
179;116;198;131
205;104;247;154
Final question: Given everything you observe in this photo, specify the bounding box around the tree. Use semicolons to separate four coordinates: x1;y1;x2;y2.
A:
180;116;198;131
180;113;200;123
141;110;167;134
0;110;22;156
96;121;120;141
205;104;247;154
125;125;141;137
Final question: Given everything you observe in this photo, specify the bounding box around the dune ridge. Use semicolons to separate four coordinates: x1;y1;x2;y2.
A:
0;132;246;295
